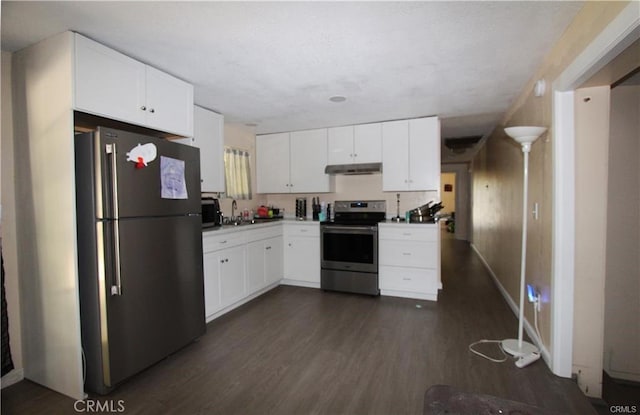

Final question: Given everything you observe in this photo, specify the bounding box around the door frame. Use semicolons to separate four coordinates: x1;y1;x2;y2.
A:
551;1;640;377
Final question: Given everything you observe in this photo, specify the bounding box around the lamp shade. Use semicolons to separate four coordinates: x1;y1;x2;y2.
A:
504;126;547;145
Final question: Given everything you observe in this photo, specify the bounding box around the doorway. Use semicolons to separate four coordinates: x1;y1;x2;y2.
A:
440;172;456;234
550;2;639;383
441;163;471;241
601;70;640;406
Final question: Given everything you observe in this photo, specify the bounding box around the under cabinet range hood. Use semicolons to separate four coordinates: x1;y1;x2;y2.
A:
324;162;382;175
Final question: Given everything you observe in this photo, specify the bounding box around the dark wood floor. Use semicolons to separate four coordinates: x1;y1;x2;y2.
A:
2;233;596;414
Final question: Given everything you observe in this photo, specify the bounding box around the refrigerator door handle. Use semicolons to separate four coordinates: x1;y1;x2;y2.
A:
106;143;122;296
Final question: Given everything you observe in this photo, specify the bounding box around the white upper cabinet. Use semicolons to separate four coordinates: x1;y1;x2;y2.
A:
256;129;333;194
74;33;193;137
144;66;194;136
290;129;332;193
327;126;354;165
382;117;440;191
256;132;291;194
408;117;440;191
74;34;146;126
193;106;224;192
354;123;383;163
327;123;382;165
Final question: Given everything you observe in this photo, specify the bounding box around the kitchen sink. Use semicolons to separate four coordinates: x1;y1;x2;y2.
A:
222;217;282;227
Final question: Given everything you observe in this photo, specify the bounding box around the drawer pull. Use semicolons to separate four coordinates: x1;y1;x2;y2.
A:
402;278;412;281
300;229;308;233
220;240;227;244
265;246;272;250
402;252;411;256
402;233;412;236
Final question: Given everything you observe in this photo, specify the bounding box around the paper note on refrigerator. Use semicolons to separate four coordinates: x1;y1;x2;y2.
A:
160;156;188;199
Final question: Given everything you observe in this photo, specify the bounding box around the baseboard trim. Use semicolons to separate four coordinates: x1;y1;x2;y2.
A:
1;368;24;389
380;289;438;301
206;282;280;323
280;279;321;289
470;243;552;367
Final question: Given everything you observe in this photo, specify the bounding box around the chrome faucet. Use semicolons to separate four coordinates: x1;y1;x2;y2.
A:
231;200;237;220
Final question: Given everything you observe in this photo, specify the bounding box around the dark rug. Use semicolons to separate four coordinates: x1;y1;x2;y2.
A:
424;385;563;415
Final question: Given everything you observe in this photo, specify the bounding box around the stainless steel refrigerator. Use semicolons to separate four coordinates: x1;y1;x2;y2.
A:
75;127;205;395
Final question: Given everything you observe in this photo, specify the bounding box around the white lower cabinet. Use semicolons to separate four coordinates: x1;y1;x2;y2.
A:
265;236;284;285
202;250;222;317
246;240;266;293
202;232;246;320
219;245;246;308
202;225;283;322
378;223;440;301
283;222;320;287
246;234;283;292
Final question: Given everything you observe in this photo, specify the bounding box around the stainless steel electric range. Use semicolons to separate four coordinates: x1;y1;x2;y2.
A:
320;200;386;295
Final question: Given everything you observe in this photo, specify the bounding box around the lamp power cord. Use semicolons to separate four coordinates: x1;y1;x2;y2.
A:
469;293;543;365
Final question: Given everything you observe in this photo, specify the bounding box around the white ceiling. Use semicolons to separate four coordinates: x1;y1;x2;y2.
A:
1;1;584;162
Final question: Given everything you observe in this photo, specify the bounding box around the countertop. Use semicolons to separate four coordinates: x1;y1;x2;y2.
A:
380;219;438;226
202;218;320;236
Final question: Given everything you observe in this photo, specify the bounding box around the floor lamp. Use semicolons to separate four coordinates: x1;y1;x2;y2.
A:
502;126;547;359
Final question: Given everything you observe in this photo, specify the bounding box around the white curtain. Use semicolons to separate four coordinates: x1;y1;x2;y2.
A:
223;147;252;200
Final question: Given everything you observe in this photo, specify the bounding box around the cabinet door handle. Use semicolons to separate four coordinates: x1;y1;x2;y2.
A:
105;143;122;296
265;246;271;250
402;233;412;236
354;153;357;157
402;252;412;256
225;258;229;262
140;105;146;111
149;108;155;113
220;259;224;263
300;229;308;233
402;277;411;281
220;240;227;244
288;243;292;247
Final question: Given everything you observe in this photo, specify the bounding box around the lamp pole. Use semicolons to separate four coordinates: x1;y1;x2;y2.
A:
501;126;546;357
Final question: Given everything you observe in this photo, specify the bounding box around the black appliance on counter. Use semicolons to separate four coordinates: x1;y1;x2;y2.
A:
320;200;386;295
75;127;205;394
202;197;222;228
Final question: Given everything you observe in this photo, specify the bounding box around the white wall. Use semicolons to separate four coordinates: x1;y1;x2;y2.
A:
1;50;24;387
603;83;640;382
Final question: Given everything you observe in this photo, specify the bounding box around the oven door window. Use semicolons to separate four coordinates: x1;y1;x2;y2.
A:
322;232;375;264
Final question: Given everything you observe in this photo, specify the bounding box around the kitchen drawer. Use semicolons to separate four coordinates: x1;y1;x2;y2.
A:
284;222;320;237
378;225;437;242
379;240;437;268
203;232;246;253
246;225;283;242
379;266;438;293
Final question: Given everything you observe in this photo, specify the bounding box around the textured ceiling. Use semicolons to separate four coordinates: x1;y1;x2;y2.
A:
1;1;583;162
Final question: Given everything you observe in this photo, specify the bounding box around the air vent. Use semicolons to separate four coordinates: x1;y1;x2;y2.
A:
444;135;483;153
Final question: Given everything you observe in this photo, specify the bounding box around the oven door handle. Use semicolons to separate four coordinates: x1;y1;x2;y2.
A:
321;225;378;234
